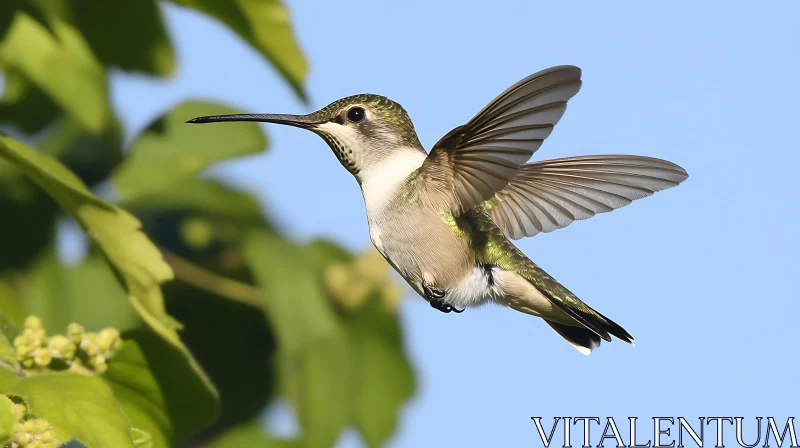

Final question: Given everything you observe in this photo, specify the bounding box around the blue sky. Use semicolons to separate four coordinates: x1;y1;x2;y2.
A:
114;2;799;447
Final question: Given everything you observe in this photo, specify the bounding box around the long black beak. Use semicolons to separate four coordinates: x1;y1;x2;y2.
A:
186;113;320;129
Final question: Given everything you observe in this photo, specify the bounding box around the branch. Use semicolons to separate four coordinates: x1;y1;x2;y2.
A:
160;248;263;308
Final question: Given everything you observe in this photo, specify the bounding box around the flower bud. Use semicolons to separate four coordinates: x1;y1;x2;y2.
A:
80;332;100;356
13;334;29;348
40;430;55;443
67;322;84;345
33;348;52;367
89;355;107;374
14;337;34;360
24;315;42;330
22;419;36;433
13;402;27;420
67;358;85;373
13;418;59;448
97;328;120;353
48;335;76;360
39;431;61;448
111;337;124;354
22;328;46;348
14;429;32;446
31;418;51;434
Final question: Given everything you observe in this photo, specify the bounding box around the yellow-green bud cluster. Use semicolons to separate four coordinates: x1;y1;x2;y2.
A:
11;316;123;375
69;325;123;375
12;417;60;448
13;317;49;369
2;395;60;448
12;401;27;421
324;248;406;311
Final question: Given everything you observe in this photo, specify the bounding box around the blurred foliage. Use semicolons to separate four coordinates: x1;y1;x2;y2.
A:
167;0;308;101
0;1;414;448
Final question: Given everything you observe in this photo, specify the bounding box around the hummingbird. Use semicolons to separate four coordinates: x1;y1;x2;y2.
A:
188;65;688;355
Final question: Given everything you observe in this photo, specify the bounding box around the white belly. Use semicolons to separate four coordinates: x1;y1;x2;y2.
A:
445;265;505;308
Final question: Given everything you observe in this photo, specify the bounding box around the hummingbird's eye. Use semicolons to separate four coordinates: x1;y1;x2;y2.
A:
346;107;365;123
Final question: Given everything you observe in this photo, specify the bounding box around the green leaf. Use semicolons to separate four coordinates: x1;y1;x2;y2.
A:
347;298;414;448
0;202;57;272
63;0;175;76
248;234;357;445
0;394;15;445
0;0;53;42
210;423;302;448
123;178;266;224
281;338;351;448
0;11;110;133
169;0;308;100
9;373;137;447
163;281;276;435
0;0;58;40
0;161;59;272
308;239;352;264
0;368;17;391
0;135;181;349
105;330;220;447
0;69;61;134
307;240;415;447
39;116;124;187
26;249;140;333
113;101;267;201
0;308;19;368
0;308;19;343
0;280;25;328
244;230;340;357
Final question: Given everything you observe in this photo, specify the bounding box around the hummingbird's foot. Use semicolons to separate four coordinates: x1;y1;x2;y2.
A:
430;300;466;314
422;280;465;314
422;279;445;300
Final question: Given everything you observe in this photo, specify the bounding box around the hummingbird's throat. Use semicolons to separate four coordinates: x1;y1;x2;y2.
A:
318;132;359;174
315;121;375;175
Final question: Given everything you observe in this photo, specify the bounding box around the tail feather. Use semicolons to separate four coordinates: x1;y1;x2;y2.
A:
547;296;634;344
486;236;635;353
517;263;635;349
546;321;602;355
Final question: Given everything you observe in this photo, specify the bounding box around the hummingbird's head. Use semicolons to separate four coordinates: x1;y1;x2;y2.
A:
187;94;423;177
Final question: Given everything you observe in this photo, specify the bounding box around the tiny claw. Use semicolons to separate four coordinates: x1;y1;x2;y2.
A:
422;279;464;314
429;299;452;313
422;279;445;299
428;298;466;314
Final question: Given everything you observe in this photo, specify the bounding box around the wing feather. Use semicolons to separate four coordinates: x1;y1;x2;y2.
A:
485;155;689;239
419;66;583;213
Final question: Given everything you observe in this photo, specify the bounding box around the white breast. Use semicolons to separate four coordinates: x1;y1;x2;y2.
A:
360;150;426;256
360;149;426;213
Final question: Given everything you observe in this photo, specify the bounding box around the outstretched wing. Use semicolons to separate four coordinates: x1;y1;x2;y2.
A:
485;155;688;239
419;66;583;214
